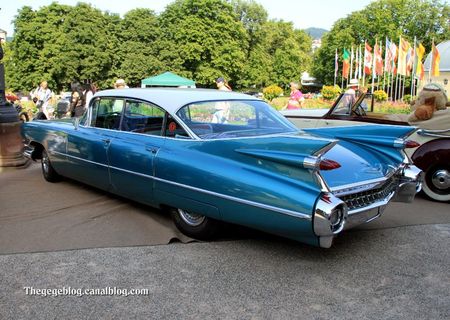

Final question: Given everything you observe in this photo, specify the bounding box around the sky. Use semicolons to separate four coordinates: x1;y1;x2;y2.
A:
0;0;376;36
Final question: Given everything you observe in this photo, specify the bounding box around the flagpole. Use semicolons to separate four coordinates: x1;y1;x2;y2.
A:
334;48;337;86
358;44;362;82
411;37;417;97
371;40;376;94
428;38;434;83
362;41;366;88
383;37;387;92
350;46;354;80
390;43;395;101
395;36;402;101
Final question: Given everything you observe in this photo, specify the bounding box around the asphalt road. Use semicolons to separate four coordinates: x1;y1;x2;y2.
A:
1;201;449;319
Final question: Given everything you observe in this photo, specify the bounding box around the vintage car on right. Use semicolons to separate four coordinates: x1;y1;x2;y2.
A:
281;88;450;202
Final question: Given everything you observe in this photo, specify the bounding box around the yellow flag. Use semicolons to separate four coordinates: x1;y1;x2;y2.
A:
415;43;425;80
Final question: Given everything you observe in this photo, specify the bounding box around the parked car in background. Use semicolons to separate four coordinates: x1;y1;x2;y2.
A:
22;88;422;248
281;92;450;202
6;92;29;122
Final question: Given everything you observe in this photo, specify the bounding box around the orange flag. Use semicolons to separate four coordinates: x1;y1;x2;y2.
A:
397;37;410;76
431;42;440;76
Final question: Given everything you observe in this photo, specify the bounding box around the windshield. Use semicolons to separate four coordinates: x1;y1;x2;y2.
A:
177;100;298;139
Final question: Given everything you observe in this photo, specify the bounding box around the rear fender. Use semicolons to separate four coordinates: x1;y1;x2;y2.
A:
411;138;450;171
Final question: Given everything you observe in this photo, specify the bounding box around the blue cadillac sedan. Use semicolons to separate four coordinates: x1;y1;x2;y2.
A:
22;88;422;248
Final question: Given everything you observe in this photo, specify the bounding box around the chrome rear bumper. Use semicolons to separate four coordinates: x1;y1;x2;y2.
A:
314;164;422;248
393;165;423;203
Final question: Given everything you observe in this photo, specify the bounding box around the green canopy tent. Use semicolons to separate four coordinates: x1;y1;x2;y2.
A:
141;72;196;88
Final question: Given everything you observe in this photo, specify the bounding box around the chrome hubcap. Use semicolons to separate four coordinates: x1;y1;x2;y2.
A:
431;169;450;190
178;209;205;226
42;153;49;174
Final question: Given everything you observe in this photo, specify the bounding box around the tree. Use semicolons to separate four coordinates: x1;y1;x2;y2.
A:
158;0;248;87
114;9;164;87
263;21;312;89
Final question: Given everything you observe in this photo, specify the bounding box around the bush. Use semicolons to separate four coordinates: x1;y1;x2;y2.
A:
262;85;283;101
321;85;341;100
403;94;413;104
373;90;388;102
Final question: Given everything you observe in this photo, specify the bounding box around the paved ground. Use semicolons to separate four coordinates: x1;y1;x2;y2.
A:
0;164;449;319
1;223;449;319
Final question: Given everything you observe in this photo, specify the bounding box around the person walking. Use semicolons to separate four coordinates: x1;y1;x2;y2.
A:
284;82;304;110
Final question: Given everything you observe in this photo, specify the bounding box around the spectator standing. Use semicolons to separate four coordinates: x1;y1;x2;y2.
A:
69;81;85;117
83;82;97;109
31;81;52;119
114;79;128;89
215;77;232;91
213;77;231;123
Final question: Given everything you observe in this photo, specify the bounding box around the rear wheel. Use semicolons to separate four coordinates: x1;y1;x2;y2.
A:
422;165;450;202
170;208;220;240
41;149;61;182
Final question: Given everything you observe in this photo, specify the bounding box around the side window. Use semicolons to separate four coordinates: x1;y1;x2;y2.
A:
122;100;164;136
90;98;124;129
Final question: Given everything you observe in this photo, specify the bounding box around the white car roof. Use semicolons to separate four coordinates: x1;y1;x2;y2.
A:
94;88;258;114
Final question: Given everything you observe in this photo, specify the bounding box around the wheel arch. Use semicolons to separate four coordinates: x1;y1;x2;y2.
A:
29;141;45;161
411;138;450;171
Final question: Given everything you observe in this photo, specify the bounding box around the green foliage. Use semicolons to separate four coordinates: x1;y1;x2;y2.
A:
262;84;283;101
403;94;413;104
321;85;341;100
5;0;449;93
0;0;316;92
373;90;388;102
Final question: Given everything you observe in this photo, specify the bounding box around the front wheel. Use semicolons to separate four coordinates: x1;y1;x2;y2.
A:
41;149;61;182
422;165;450;202
170;208;220;240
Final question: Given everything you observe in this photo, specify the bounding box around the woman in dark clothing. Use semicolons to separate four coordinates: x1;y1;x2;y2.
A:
70;81;85;117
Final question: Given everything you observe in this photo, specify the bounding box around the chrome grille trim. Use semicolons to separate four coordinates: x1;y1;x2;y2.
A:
335;176;398;212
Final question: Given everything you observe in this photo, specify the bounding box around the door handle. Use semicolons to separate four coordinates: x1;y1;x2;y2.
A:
101;138;111;145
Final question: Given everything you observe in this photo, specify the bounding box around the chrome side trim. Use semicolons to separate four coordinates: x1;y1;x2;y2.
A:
330;176;389;194
51;151;311;220
51;151;109;168
417;128;450;138
152;176;311;220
